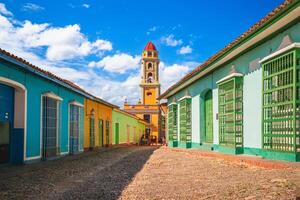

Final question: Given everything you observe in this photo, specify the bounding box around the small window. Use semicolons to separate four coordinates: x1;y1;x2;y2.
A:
147;52;152;57
147;92;152;96
148;63;153;69
143;114;151;123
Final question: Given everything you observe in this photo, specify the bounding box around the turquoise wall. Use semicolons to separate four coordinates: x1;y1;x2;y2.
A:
167;22;300;150
0;59;85;160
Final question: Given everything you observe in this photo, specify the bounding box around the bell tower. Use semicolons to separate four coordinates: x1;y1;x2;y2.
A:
140;41;160;105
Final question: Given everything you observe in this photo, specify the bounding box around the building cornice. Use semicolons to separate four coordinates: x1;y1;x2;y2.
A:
260;42;300;63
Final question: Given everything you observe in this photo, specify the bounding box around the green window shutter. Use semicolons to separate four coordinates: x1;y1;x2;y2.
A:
90;117;95;147
168;104;178;142
168;105;174;141
173;105;178;141
262;49;300;153
218;76;243;148
179;98;192;143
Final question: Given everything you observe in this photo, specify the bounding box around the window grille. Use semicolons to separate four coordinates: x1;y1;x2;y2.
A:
179;98;192;143
262;50;300;153
42;96;60;159
69;105;80;154
218;76;243;148
168;104;178;142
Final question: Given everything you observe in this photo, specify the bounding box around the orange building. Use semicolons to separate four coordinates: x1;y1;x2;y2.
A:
124;42;165;142
84;97;117;151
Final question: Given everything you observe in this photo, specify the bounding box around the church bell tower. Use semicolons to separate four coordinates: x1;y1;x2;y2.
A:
140;42;160;105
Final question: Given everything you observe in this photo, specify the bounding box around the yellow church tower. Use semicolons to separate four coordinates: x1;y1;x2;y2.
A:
124;42;162;143
140;41;160;105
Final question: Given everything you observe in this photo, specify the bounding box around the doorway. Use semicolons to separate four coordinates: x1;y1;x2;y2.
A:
69;104;80;154
105;120;110;146
126;125;130;144
0;84;14;164
204;90;213;143
42;96;60;159
99;119;103;147
115;123;119;145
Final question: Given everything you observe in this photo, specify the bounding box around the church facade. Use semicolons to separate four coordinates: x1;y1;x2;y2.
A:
124;42;165;142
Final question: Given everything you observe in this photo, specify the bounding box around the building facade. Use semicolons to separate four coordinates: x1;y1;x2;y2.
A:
124;42;163;142
84;98;116;151
159;0;300;162
112;108;147;145
0;49;86;164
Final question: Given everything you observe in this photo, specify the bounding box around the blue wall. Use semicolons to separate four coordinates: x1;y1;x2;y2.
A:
0;59;85;161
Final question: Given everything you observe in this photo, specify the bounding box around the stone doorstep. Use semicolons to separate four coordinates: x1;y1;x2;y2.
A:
165;147;300;170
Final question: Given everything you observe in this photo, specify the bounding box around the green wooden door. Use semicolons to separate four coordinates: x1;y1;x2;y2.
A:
98;119;103;147
90;117;95;148
204;90;213;143
105;120;110;146
115;123;119;145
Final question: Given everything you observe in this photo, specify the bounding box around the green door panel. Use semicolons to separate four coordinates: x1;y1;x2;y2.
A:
115;123;119;145
204;90;213;143
98;119;103;147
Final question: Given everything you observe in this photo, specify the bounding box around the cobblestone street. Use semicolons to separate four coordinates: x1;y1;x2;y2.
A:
0;146;300;200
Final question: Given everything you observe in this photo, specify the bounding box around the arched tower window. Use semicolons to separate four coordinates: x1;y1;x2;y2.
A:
147;63;152;69
147;72;153;83
147;51;152;57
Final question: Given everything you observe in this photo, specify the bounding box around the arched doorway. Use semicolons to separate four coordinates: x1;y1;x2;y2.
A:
0;77;26;164
204;90;213;143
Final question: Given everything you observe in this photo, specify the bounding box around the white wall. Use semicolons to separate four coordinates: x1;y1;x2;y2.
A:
243;68;262;148
212;88;219;145
191;95;200;143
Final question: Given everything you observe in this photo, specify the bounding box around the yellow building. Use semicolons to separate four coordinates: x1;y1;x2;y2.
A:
124;42;163;142
84;97;117;151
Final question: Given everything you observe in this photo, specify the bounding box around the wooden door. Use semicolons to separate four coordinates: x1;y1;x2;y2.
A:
0;84;14;164
115;123;119;145
99;119;103;147
204;90;213;143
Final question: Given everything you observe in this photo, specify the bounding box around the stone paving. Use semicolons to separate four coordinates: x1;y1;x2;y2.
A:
0;146;299;200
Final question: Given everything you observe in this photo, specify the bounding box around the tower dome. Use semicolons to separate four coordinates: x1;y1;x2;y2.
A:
144;41;157;51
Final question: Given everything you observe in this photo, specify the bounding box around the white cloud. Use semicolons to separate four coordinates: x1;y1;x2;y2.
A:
22;3;44;12
89;53;140;73
92;39;112;51
0;13;113;61
149;26;157;32
82;4;90;8
146;26;158;35
160;34;183;47
0;3;12;16
178;45;192;54
159;62;191;92
0;15;12;28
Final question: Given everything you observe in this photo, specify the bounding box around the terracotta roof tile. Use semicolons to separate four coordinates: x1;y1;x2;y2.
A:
144;41;157;51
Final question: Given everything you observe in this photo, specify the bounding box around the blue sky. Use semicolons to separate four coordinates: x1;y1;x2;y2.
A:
0;0;283;106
